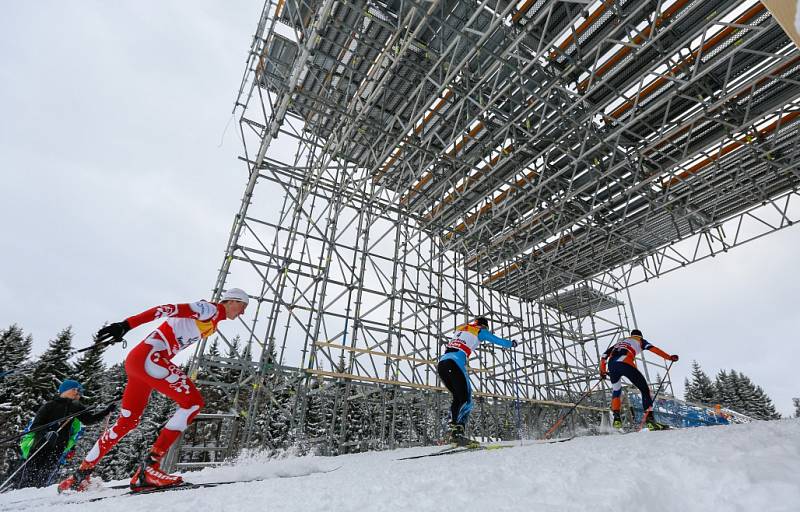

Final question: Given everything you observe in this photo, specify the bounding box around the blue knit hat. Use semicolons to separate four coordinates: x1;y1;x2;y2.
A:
58;379;83;395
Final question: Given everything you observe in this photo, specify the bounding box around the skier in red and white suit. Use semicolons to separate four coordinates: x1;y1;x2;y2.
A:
58;288;249;493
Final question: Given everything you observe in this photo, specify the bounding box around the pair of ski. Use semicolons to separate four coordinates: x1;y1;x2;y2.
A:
96;465;343;501
4;466;342;510
397;437;573;461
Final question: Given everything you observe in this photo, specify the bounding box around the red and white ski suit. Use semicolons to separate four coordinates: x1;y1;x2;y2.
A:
81;301;225;469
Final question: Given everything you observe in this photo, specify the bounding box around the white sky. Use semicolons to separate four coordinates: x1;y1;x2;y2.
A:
1;1;798;416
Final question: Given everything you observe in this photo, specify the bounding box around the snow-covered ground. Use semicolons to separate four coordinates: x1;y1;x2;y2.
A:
2;419;799;512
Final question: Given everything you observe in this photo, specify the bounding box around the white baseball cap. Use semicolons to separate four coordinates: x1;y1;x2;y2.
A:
220;288;249;305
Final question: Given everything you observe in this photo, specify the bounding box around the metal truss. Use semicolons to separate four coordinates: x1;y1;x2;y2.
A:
172;0;800;466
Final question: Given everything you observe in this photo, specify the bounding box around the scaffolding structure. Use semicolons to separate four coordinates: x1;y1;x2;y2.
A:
174;0;800;467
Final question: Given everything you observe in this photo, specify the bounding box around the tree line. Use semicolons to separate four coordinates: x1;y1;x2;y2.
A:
2;323;795;484
683;360;783;420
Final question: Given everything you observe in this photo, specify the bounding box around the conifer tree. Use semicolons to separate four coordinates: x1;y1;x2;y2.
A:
0;325;33;476
196;338;227;413
793;398;799;418
27;327;75;406
0;324;33;376
714;369;781;420
72;339;107;405
715;370;739;410
751;384;781;420
734;372;759;418
684;361;716;405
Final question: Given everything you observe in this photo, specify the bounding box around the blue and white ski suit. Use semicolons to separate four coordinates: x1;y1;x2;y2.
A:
438;323;514;425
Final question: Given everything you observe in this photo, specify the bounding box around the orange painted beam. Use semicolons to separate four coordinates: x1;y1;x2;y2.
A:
608;3;765;121
662;110;800;188
373;90;454;184
481;234;574;286
425;143;513;221
445;164;540;239
644;54;800;158
577;0;691;92
548;0;615;61
399;121;485;205
511;0;536;24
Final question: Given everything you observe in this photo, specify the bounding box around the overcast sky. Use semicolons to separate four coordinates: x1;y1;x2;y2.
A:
1;1;798;416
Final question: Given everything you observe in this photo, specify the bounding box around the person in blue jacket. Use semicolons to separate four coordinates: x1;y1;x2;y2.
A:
437;317;516;446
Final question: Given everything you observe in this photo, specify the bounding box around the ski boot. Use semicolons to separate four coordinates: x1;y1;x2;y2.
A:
448;423;480;448
612;411;623;429
57;465;93;493
643;412;668;431
130;450;184;492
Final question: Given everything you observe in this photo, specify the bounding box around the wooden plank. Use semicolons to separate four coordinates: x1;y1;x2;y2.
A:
304;368;606;411
762;0;800;48
314;341;490;372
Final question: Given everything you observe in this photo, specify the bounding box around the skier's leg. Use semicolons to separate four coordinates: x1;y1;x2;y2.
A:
455;364;472;427
608;365;624;414
608;363;624;427
81;345;153;470
437;359;468;424
620;364;653;411
144;362;204;457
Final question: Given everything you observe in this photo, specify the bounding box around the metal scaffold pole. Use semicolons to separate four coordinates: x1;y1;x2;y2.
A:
171;0;800;469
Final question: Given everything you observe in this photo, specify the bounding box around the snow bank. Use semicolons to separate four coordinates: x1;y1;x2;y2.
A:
2;419;798;512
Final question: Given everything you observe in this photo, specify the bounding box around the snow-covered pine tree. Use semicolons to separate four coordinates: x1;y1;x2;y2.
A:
715;370;740;411
247;340;296;452
714;369;780;420
684;361;716;405
303;379;335;454
196;337;227;413
793;398;800;418
733;372;759;418
0;324;33;376
72;339;107;405
27;327;76;407
0;324;33;476
751;384;780;420
683;376;695;402
341;385;372;453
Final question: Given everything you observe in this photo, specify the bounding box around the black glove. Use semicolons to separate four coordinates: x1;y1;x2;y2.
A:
600;371;608;381
96;320;131;344
510;340;519;348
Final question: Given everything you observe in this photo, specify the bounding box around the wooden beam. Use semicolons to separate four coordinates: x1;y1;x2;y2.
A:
314;341;491;372
304;368;606;411
762;0;800;48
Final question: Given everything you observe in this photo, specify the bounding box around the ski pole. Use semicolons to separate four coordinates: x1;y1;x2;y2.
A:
543;379;603;439
0;418;73;493
0;338;128;380
637;360;675;431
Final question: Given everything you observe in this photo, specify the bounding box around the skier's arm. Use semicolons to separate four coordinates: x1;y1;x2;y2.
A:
126;301;221;329
599;346;612;375
477;329;514;349
644;342;677;361
98;301;223;344
74;401;116;424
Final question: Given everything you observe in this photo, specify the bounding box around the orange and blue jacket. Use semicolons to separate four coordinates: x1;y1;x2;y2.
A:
599;336;671;374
